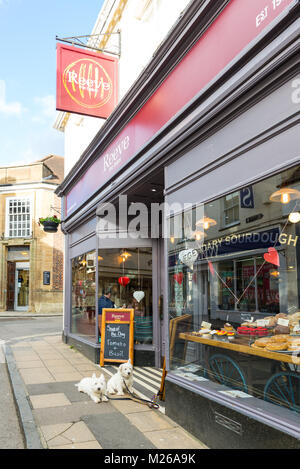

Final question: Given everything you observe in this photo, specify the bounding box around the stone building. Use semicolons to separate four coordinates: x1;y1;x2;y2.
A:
0;155;64;313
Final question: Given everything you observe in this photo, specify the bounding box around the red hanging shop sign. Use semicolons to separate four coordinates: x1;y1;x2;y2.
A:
56;44;118;118
65;0;296;216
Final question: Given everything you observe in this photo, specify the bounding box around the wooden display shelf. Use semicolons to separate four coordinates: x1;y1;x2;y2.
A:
179;333;300;365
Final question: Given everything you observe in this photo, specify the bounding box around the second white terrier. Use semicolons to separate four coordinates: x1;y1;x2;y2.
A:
75;373;108;403
107;359;134;396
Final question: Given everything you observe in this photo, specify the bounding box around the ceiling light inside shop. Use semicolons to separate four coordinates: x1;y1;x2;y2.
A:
288;212;300;223
120;250;131;262
191;230;207;241
269;188;300;204
196;216;217;230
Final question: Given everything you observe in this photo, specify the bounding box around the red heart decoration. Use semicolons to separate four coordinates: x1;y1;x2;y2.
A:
118;276;130;287
174;273;183;285
208;261;215;277
264;247;280;267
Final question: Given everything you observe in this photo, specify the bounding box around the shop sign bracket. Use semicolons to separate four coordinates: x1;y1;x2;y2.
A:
56;31;121;57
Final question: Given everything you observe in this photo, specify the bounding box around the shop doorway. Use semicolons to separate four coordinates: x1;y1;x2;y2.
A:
14;263;29;311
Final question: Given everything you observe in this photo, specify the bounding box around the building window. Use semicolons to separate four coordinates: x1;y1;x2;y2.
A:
168;164;300;418
98;247;153;345
223;192;239;226
6;198;32;238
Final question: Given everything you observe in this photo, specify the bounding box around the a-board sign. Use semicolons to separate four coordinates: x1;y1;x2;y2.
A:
100;308;134;366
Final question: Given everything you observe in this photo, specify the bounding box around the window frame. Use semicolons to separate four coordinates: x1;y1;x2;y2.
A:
222;191;240;228
5;196;33;239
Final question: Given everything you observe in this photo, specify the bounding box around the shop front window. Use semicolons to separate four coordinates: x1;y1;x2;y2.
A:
71;251;96;342
168;165;300;416
98;247;153;344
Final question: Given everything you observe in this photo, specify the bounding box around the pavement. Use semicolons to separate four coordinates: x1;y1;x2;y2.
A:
1;334;208;450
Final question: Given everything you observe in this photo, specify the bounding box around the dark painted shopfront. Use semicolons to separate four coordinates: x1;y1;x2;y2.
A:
57;0;300;449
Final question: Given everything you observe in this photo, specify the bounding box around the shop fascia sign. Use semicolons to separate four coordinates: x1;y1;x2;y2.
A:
65;0;296;216
56;44;118;118
198;227;298;259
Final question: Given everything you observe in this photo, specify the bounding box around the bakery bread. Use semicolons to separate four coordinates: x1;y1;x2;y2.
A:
288;344;300;352
269;335;289;343
274;325;290;335
266;342;288;351
253;339;269;348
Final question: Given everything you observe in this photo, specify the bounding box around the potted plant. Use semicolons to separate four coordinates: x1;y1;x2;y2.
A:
38;215;61;233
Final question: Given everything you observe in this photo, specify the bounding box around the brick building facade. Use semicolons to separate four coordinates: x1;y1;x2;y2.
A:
0;155;64;313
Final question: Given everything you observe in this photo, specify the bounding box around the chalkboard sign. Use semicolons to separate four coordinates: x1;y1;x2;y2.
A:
100;308;134;366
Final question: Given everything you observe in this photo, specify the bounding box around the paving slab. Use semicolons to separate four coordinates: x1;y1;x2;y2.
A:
32;401;116;426
82;413;156;449
26;381;90;402
144;427;208;449
30;393;72;409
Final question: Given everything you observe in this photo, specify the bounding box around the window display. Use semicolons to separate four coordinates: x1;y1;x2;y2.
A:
98;247;153;344
168;165;300;414
71;251;96;342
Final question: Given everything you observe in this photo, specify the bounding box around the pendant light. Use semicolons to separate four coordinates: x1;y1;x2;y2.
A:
269;188;300;204
288;212;300;223
196;216;217;230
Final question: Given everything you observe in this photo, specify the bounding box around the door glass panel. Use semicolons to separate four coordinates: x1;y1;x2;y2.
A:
71;251;96;342
17;269;29;307
98;248;153;344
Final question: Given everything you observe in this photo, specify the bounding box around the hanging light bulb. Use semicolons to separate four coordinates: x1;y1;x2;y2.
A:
191;230;207;241
196;216;217;230
269;188;300;204
288;212;300;224
120;250;131;261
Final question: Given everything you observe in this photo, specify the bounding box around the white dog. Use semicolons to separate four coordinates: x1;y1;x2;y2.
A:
75;373;108;403
107;359;134;396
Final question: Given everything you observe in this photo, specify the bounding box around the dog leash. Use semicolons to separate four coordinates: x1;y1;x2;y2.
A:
122;380;160;409
106;380;159;409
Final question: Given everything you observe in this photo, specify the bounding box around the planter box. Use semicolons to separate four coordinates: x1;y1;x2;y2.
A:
42;221;59;233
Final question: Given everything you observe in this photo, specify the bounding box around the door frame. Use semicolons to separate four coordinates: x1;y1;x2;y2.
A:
97;236;161;366
14;262;30;311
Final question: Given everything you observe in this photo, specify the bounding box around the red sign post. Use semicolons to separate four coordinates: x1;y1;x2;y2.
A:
56;44;118;118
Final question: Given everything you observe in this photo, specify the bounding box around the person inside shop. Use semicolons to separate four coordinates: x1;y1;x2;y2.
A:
98;287;115;337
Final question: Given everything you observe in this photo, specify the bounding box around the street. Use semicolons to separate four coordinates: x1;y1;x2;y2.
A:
0;316;63;343
0;316;62;449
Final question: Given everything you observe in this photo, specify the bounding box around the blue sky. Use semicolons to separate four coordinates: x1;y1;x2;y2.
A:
0;0;104;166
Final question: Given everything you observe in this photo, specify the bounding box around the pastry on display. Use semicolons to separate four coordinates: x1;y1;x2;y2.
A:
191;328;212;337
237;326;269;336
288;343;300;352
274;325;290;335
227;332;235;340
253;337;270;348
265;342;288;352
223;323;234;332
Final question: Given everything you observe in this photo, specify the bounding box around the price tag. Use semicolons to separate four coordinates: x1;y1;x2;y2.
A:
257;319;267;327
201;321;212;330
277;318;289;327
293;324;300;333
